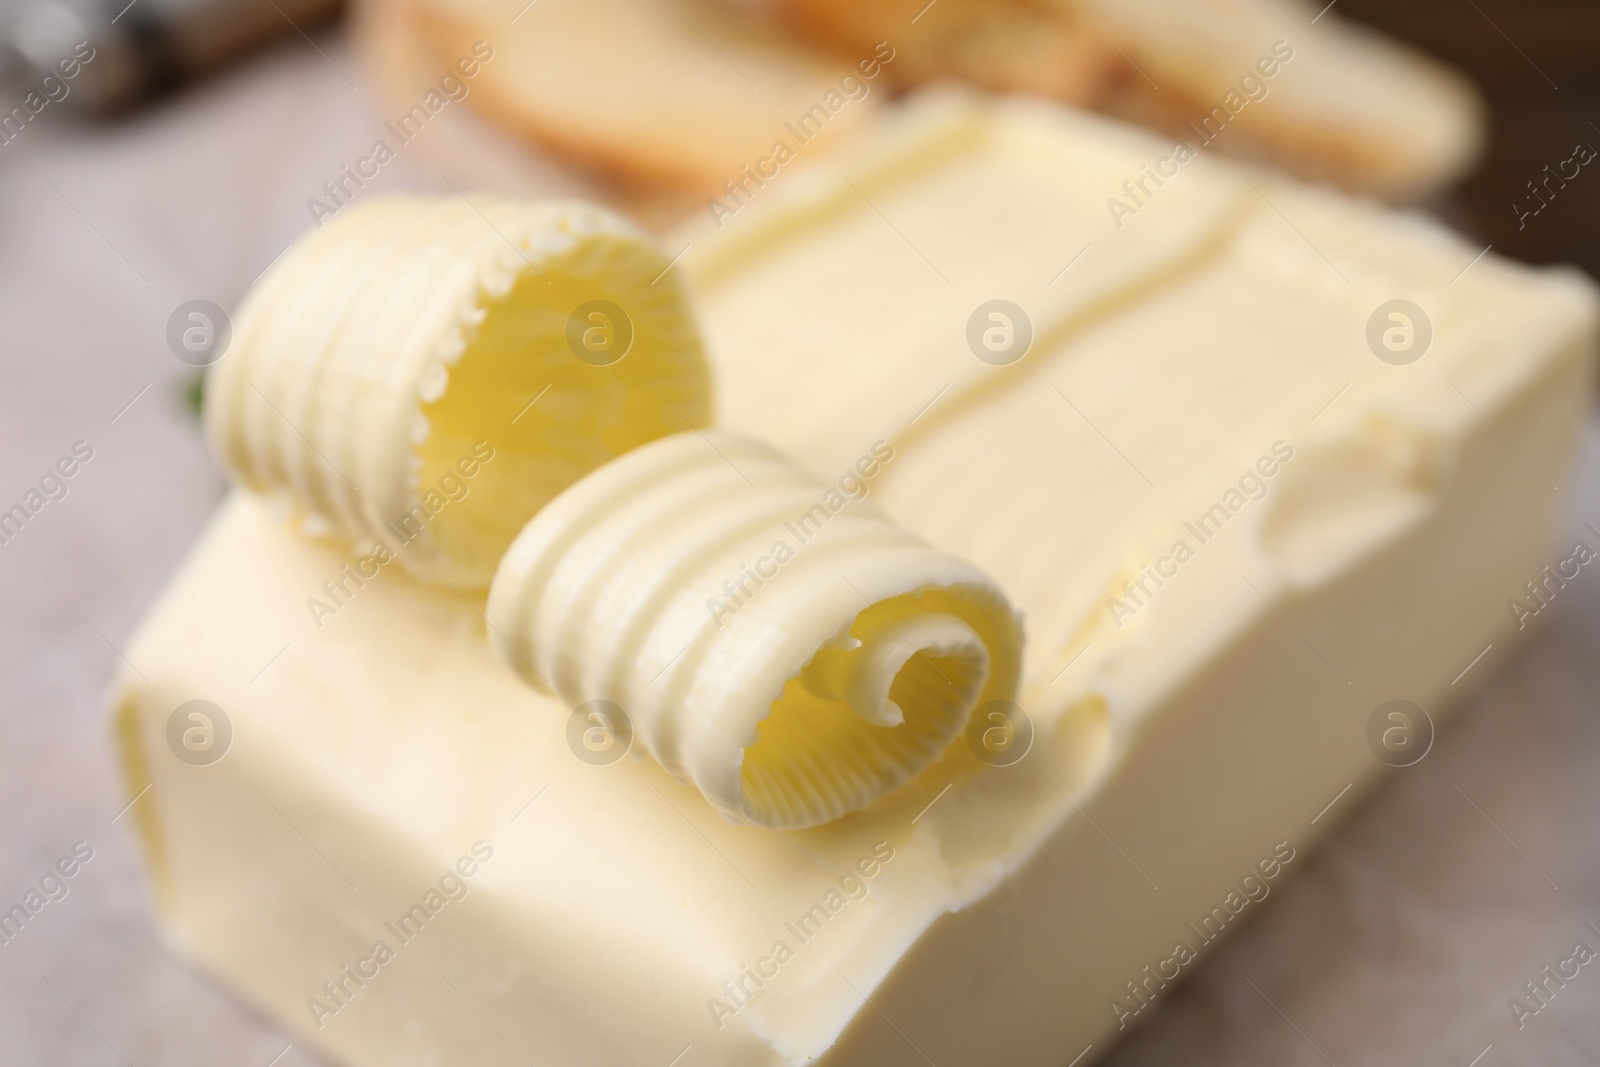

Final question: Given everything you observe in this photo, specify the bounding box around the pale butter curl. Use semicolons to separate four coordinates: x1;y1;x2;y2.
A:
487;431;1024;829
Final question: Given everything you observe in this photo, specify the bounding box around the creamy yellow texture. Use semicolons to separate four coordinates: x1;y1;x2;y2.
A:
206;195;709;587
419;249;709;580
486;430;1022;828
122;92;1596;1066
680;93;1593;730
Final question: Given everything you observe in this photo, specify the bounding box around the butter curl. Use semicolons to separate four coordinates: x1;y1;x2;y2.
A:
205;195;710;586
487;431;1024;828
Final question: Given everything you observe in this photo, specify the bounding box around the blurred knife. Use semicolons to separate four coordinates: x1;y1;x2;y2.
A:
0;0;343;112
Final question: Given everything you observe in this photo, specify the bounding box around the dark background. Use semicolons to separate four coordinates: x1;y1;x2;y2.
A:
1342;0;1600;277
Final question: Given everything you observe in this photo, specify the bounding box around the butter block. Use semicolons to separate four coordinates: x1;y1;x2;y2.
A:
117;93;1597;1066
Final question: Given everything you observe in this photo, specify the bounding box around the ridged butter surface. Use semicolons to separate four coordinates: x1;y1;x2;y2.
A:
487;430;1023;828
205;195;710;586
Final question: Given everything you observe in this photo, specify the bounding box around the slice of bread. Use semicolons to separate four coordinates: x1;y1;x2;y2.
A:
750;0;1485;200
743;0;1122;100
357;0;1483;203
386;0;885;194
351;0;703;229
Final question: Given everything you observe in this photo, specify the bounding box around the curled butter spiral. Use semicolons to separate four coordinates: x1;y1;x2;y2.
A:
205;195;710;586
486;431;1024;829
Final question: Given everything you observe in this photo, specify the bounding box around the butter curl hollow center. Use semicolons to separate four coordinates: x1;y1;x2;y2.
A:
799;612;989;729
